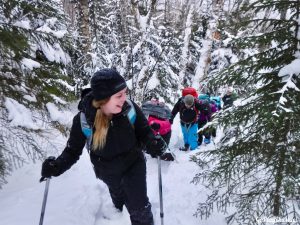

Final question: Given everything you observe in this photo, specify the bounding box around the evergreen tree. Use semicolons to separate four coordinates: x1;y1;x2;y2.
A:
192;0;300;224
89;0;123;69
0;0;75;186
112;0;182;103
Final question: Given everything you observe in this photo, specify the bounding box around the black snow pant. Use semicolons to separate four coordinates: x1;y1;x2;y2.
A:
94;154;154;225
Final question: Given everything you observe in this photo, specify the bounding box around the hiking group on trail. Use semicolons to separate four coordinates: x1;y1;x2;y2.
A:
169;86;236;151
40;68;237;225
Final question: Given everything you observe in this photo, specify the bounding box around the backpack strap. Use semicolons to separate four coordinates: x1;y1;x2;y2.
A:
80;99;136;152
80;112;93;152
126;99;136;126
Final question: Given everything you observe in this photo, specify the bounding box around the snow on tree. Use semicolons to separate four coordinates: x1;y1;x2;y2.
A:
192;0;300;224
0;0;75;186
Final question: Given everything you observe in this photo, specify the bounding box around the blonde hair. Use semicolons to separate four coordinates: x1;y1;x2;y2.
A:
92;98;110;150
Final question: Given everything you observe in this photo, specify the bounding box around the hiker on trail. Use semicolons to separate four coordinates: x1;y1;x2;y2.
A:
142;98;174;161
169;94;208;151
222;86;237;108
41;68;166;225
197;98;215;145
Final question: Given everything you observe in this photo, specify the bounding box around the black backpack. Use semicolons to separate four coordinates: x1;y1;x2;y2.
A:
142;100;171;120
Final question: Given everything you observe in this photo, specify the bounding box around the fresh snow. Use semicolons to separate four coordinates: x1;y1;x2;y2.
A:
46;102;74;126
0;111;226;225
4;98;39;130
278;59;300;80
21;58;41;70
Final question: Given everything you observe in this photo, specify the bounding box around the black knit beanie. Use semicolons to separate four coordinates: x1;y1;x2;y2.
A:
91;68;127;100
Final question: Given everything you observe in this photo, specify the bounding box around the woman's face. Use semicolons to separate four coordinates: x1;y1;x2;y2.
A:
102;88;127;115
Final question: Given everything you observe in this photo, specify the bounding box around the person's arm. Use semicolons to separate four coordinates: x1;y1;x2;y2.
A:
132;101;156;146
55;113;87;174
170;98;181;123
132;102;165;156
42;113;87;178
222;95;227;103
196;100;212;120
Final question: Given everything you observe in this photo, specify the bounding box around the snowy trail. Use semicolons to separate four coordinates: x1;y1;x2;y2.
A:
0;117;226;225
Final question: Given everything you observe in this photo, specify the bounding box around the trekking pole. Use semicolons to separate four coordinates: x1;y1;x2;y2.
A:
157;155;164;225
39;177;51;225
154;133;164;225
158;136;178;163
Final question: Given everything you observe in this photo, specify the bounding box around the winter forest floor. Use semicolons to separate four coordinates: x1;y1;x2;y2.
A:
0;113;227;225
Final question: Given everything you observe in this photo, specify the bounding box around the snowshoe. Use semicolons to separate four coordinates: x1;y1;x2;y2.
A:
179;144;189;151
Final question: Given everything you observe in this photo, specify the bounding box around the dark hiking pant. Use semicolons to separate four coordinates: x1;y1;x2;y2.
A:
96;156;154;225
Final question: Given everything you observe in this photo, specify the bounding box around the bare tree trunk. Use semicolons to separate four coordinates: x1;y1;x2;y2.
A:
62;0;76;26
77;0;91;55
131;0;156;28
296;0;300;47
193;0;225;90
179;5;193;85
131;0;142;30
164;0;170;22
146;0;157;25
119;0;130;35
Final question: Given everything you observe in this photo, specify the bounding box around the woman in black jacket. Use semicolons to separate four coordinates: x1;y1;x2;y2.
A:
41;68;164;225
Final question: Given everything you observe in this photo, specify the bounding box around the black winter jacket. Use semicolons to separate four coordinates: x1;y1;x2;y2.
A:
170;97;209;124
55;94;154;176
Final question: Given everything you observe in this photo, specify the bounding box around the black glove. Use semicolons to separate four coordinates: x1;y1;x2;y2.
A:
146;137;166;157
161;153;174;161
41;156;61;178
169;118;173;124
150;122;160;131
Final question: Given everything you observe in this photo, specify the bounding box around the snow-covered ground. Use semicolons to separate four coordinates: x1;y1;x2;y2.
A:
0;114;226;225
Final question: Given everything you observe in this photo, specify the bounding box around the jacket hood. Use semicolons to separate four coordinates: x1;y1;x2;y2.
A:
78;92;96;125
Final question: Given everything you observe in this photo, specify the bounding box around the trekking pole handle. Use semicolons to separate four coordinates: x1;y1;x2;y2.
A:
40;177;48;182
40;156;56;182
154;134;168;154
155;134;178;163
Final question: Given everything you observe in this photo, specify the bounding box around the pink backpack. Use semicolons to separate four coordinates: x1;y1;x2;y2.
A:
148;116;171;136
